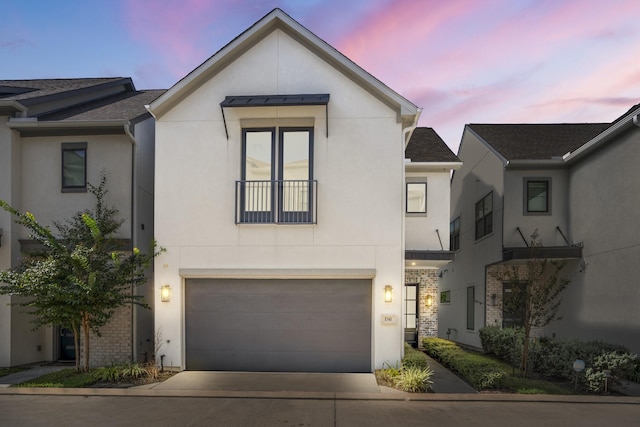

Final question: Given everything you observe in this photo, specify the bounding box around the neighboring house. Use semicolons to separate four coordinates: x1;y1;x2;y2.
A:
404;128;461;348
441;114;640;354
0;78;163;367
149;9;425;372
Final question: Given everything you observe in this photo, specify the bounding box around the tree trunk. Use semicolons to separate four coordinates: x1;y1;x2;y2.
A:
82;314;90;371
72;324;80;372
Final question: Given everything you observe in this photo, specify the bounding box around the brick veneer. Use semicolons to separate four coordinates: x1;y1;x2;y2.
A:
79;304;132;367
405;268;438;348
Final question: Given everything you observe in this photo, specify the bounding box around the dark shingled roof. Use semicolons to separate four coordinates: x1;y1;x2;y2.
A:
0;78;128;101
468;123;610;160
405;127;460;163
39;89;166;122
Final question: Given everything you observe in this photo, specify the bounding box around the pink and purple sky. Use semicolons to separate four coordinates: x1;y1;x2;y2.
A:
3;0;640;152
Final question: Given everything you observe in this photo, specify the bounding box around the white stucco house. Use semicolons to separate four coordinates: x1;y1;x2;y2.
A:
441;109;640;354
0;78;162;367
147;8;455;372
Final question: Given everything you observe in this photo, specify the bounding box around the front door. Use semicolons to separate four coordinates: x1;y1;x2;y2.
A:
59;327;75;360
404;283;418;347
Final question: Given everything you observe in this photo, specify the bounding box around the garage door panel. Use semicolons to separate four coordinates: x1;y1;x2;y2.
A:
185;279;372;372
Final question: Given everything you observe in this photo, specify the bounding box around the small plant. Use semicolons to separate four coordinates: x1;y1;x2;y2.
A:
93;365;123;382
402;347;430;369
395;366;434;393
120;364;147;379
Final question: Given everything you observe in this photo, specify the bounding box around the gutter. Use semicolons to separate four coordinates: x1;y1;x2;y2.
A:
405;161;463;172
563;110;640;163
504;159;566;170
0;100;28;117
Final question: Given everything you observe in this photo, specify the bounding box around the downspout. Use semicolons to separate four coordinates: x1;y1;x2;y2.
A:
125;121;137;363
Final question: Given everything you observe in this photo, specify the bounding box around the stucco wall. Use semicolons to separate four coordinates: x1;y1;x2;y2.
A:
154;29;408;370
405;170;452;250
439;128;504;349
552;128;640;353
503;169;572;247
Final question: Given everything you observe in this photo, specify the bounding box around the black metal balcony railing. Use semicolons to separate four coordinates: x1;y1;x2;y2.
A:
235;180;317;224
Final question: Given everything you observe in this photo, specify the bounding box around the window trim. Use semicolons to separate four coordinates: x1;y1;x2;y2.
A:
406;181;427;214
450;216;460;251
466;286;475;330
440;290;451;304
61;142;87;193
523;178;551;215
475;191;493;240
239;126;315;224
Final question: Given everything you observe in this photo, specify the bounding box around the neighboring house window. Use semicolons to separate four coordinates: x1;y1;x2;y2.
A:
237;127;315;224
61;142;87;192
524;178;551;214
467;286;475;330
502;281;526;328
475;191;493;239
450;217;460;250
406;182;427;213
440;290;451;303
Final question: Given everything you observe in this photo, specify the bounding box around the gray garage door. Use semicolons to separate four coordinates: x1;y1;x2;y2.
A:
185;278;371;372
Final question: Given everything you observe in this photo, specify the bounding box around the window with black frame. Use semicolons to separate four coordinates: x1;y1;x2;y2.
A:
61;142;87;192
238;127;315;224
475;191;493;239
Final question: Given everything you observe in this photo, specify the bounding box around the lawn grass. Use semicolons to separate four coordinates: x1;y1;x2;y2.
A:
15;368;97;388
0;367;29;378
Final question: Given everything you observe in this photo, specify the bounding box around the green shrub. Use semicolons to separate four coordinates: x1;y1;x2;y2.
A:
479;326;523;367
395;366;434;393
584;351;637;393
402;348;429;370
92;364;149;383
377;362;401;385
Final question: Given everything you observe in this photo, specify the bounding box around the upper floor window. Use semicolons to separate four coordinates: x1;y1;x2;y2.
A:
475;191;493;240
406;182;427;214
525;178;551;214
236;127;316;224
450;216;460;251
61;142;87;192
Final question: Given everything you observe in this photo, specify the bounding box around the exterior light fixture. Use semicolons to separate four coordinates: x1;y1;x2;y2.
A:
384;285;393;303
426;295;433;307
160;284;171;302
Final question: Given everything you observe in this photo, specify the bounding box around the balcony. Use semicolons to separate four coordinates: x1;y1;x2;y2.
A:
235;180;318;224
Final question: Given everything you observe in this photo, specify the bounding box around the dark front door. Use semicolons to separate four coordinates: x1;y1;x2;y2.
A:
59;327;75;360
404;284;418;347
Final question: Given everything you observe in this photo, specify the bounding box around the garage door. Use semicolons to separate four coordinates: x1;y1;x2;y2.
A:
185;278;371;372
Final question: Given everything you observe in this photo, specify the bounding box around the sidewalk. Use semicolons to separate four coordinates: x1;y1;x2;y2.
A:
423;353;478;393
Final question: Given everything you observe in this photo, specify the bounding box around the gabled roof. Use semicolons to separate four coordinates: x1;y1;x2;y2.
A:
39;89;165;122
0;78;132;103
148;8;417;124
467;123;610;161
405;127;460;163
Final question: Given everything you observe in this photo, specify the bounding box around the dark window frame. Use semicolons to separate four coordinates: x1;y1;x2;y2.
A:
440;290;451;303
475;191;493;240
61;142;87;193
524;178;551;215
466;286;475;330
239;126;314;224
406;181;427;214
502;281;527;328
450;216;460;251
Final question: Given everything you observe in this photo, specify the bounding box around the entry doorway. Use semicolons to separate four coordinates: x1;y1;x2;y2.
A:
59;327;76;361
404;283;418;347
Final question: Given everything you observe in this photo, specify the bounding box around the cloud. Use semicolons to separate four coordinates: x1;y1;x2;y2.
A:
0;38;36;49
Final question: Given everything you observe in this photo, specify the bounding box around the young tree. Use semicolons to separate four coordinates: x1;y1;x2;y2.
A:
0;176;163;371
493;230;571;376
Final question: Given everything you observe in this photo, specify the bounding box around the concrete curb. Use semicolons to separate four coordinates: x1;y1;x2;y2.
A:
1;387;639;404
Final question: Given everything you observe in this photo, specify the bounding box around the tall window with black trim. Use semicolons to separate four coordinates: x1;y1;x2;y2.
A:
237;127;315;224
475;191;493;239
61;142;87;192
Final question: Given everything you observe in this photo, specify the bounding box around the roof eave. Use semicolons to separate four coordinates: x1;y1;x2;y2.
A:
405;161;463;172
564;107;640;163
505;159;566;170
7;119;128;137
0;100;28;115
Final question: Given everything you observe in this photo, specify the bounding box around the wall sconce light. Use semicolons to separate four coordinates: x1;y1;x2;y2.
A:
426;295;433;307
384;285;393;303
160;284;171;302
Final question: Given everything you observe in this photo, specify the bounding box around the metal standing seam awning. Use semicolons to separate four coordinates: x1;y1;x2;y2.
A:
220;94;330;139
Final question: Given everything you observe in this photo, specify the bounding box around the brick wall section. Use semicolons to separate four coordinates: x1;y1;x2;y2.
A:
486;264;543;338
79;304;132;367
405;268;438;348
